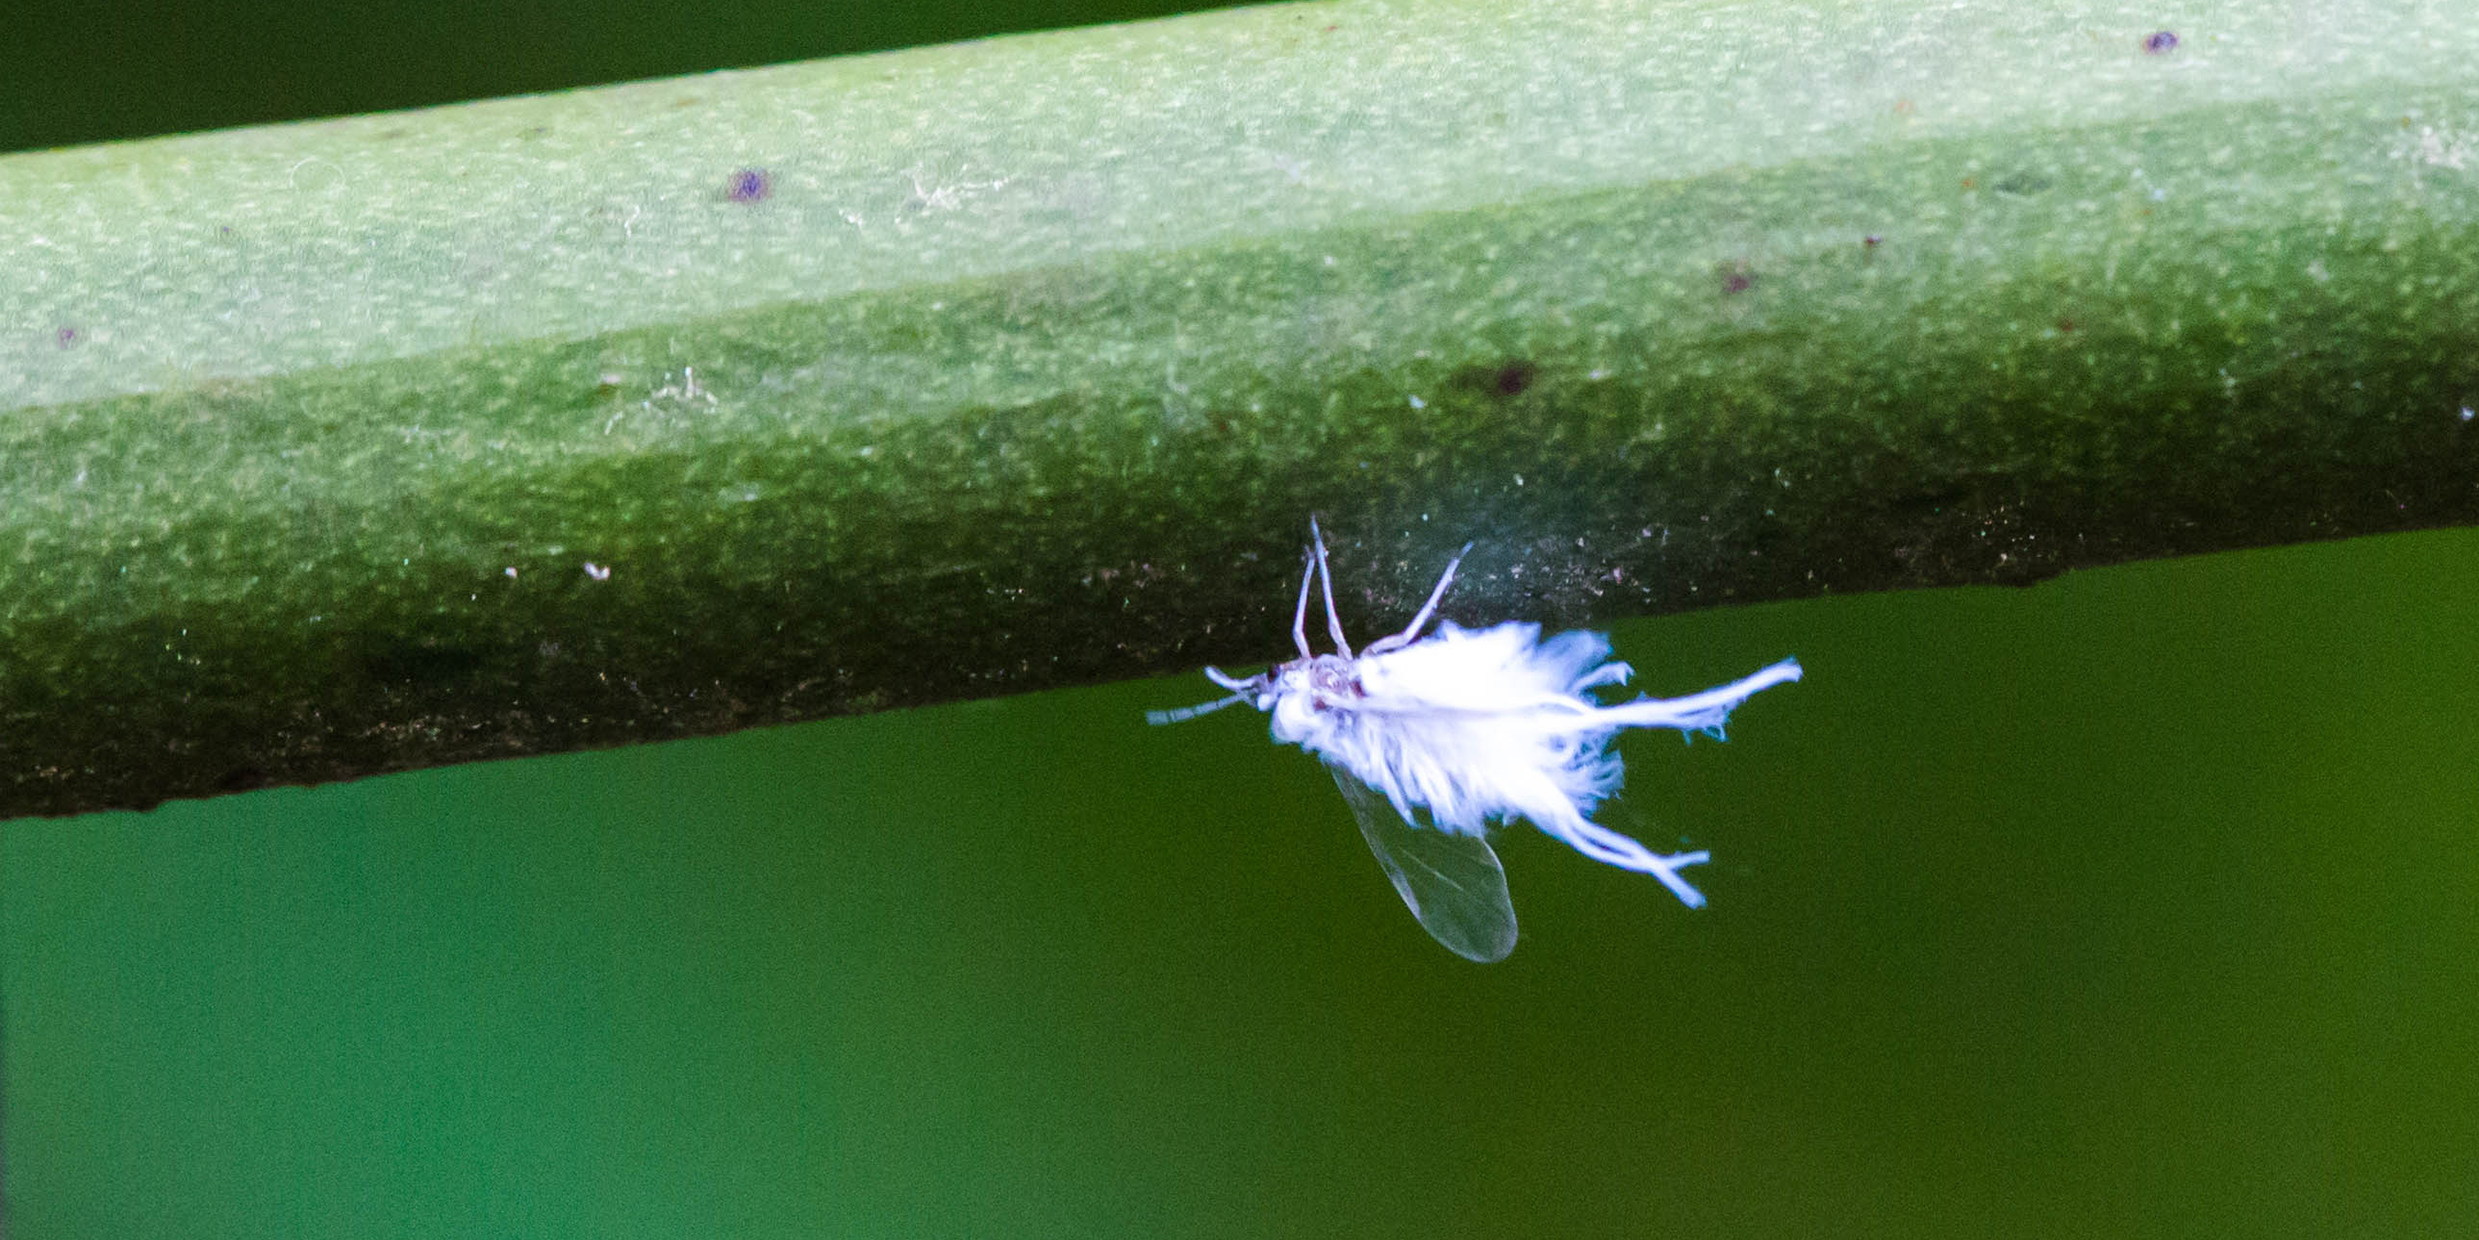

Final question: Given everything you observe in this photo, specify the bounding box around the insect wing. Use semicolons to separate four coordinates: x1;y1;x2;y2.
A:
1326;763;1518;962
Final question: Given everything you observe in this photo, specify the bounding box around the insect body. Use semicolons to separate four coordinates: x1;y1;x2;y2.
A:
1149;520;1803;962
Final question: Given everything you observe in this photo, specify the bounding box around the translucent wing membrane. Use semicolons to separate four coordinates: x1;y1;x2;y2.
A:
1328;762;1519;963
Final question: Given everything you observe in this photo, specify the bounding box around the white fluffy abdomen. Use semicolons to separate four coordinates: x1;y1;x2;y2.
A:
1273;621;1630;838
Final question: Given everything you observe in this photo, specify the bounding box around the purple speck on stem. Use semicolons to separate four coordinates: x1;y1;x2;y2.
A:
55;326;79;347
2142;30;2179;53
726;168;772;202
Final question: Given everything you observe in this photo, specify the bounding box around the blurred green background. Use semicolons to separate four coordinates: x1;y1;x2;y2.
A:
9;527;2479;1236
8;0;2479;1235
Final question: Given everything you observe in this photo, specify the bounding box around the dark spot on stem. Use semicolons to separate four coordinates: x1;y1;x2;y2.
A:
54;326;79;347
1449;359;1542;399
2143;30;2179;53
726;168;772;202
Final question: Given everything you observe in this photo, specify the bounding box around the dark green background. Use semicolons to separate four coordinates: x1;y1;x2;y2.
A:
8;527;2479;1235
9;1;2479;1234
2;0;1222;155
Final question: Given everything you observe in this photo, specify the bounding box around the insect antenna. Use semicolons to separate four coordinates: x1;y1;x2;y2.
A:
1145;692;1253;726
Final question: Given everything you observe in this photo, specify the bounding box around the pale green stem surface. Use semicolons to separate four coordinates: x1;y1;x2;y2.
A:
4;0;2477;816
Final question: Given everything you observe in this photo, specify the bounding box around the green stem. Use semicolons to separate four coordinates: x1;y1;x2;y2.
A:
6;0;2478;817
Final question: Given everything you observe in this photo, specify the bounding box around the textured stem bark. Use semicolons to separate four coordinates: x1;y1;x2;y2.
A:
5;0;2477;817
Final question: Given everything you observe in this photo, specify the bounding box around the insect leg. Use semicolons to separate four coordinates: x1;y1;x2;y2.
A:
1541;814;1712;908
1203;665;1255;691
1291;545;1318;658
1308;515;1354;658
1364;541;1473;655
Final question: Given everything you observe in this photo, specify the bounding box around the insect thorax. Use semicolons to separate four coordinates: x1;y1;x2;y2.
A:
1265;654;1371;746
1279;653;1365;706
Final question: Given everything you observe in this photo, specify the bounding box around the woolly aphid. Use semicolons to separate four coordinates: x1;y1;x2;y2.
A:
1149;521;1802;962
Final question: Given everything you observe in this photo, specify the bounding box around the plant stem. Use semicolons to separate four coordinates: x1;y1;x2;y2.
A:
6;0;2478;817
